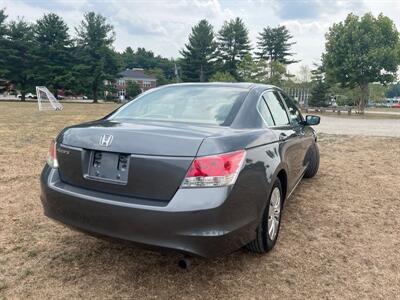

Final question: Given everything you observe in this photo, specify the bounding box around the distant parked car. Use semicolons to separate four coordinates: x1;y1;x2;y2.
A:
392;103;400;108
17;93;37;99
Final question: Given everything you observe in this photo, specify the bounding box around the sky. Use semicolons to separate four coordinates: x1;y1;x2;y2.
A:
1;0;400;75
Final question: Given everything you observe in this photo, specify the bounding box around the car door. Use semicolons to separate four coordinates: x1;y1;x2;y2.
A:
260;90;303;191
278;91;313;179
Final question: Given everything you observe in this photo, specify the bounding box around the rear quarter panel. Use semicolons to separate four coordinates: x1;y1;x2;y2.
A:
198;129;287;225
197;85;291;225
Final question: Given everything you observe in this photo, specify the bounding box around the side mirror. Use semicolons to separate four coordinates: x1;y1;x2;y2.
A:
305;115;320;126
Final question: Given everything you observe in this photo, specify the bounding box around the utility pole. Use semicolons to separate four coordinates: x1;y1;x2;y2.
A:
174;63;181;83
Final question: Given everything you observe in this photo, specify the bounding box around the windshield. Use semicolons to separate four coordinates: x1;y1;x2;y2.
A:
111;85;248;126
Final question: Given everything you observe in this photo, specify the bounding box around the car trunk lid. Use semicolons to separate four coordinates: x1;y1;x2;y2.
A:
56;120;223;201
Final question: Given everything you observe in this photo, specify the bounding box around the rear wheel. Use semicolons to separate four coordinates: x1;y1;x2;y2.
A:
304;142;320;178
246;179;283;253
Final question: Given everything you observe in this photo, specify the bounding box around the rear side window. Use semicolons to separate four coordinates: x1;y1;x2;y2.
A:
280;92;303;124
257;98;274;126
263;92;289;126
111;85;248;126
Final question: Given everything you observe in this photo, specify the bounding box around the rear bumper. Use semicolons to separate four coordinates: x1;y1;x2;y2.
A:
40;166;259;258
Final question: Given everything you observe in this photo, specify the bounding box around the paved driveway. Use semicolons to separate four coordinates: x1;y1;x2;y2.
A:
316;115;400;137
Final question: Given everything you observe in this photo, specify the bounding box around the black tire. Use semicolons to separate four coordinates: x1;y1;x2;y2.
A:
246;179;283;254
304;142;319;178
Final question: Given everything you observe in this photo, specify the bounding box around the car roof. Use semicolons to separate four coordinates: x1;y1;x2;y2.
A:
164;82;277;91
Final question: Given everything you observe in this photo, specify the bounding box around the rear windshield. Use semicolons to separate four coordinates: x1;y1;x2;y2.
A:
110;85;248;126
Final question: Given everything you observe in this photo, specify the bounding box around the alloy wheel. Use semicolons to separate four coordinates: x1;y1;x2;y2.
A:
267;187;281;241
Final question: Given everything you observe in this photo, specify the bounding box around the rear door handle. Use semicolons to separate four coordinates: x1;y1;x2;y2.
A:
279;133;288;141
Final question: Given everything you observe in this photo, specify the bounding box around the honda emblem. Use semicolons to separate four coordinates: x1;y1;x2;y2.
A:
99;134;113;147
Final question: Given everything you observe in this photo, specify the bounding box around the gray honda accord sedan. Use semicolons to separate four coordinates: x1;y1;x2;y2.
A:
40;83;320;258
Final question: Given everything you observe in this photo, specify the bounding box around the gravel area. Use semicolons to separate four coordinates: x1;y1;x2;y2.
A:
316;115;400;137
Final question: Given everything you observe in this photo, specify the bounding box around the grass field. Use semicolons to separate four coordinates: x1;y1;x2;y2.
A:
1;102;399;299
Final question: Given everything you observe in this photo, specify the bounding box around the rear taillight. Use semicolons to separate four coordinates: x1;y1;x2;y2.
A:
181;150;246;188
47;139;58;168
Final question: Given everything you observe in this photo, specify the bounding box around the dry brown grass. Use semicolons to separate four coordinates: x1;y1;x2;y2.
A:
0;102;399;299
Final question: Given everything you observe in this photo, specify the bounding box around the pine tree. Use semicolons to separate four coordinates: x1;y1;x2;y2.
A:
217;17;251;79
0;9;8;77
4;19;36;101
180;20;217;82
257;25;297;64
0;9;6;36
237;54;261;82
309;65;330;107
209;71;236;82
34;13;74;96
75;12;118;102
121;46;136;69
309;80;330;107
256;25;298;83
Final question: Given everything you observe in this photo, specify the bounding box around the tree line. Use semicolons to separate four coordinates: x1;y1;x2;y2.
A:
0;9;298;102
0;9;176;102
1;9;400;111
180;18;298;84
319;13;400;111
